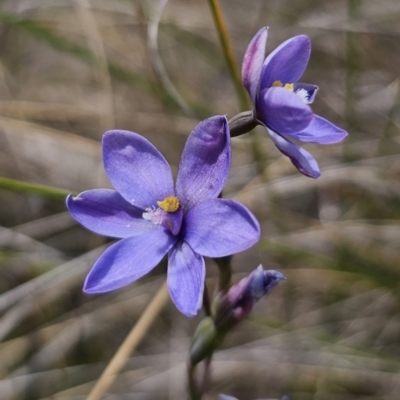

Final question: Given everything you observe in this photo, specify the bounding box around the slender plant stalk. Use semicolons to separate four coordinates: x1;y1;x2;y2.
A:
0;176;72;200
87;282;169;400
203;284;211;316
379;78;400;155
345;0;361;129
206;0;268;178
207;0;250;111
188;363;202;400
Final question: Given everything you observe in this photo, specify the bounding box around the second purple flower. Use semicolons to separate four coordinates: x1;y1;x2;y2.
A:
242;27;348;178
67;116;260;317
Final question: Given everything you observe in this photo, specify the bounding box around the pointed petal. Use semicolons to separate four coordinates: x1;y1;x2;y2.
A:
261;35;311;88
241;27;268;102
84;228;176;293
66;189;153;238
257;87;313;134
184;199;260;258
102;130;174;209
293;83;318;104
168;241;205;317
267;128;320;178
176;116;230;212
290;115;348;144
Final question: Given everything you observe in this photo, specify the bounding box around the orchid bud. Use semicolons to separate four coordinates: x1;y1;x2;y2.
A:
190;266;285;365
189;316;223;365
213;265;286;331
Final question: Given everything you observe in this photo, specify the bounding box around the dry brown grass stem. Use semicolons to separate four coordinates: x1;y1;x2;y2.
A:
86;281;169;400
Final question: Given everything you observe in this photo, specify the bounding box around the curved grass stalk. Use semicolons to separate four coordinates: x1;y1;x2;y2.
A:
0;177;72;200
207;0;250;111
86;282;169;400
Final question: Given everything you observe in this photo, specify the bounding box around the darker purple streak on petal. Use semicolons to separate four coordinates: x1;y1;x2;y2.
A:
257;87;313;135
66;189;153;238
175;116;230;212
102;130;174;209
261;35;311;88
184;198;260;258
290;115;348;144
83;228;176;293
267;128;321;178
241;27;268;102
168;241;205;317
293;83;319;104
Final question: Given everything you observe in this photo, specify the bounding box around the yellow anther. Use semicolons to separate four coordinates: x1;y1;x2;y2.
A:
272;80;294;92
157;196;180;213
284;83;294;91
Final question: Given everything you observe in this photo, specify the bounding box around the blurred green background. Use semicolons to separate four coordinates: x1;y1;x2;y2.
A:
0;0;399;399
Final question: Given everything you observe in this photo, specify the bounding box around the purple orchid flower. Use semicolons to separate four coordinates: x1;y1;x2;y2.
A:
242;27;348;178
66;116;260;317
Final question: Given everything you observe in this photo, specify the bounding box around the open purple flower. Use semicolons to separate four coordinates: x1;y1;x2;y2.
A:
66;116;260;317
242;27;348;178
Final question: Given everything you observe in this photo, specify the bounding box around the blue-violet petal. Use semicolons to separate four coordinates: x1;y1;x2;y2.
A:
66;189;153;238
241;27;268;102
261;35;311;88
184;198;260;258
258;87;313;135
102;130;174;209
267;128;321;178
84;228;176;293
168;241;205;317
290;115;348;144
175;116;230;212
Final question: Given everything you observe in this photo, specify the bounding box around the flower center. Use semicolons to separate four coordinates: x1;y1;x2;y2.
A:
157;196;180;212
272;80;311;103
272;80;294;91
142;195;181;230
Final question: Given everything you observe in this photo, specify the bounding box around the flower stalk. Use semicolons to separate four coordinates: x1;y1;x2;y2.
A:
207;0;250;111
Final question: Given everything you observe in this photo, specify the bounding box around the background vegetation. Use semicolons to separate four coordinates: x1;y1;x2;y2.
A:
0;0;399;399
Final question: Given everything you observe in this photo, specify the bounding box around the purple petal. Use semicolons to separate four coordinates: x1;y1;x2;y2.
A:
84;228;176;293
175;116;230;212
66;189;153;238
184;199;260;258
293;83;319;104
257;87;313;135
267;128;320;178
261;35;311;88
289;115;348;144
102;130;174;209
168;241;205;317
241;27;268;102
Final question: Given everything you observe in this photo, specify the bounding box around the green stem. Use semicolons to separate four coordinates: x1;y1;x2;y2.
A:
229;110;258;137
345;0;361;130
0;177;72;200
188;362;202;400
207;0;250;111
214;255;232;293
228;111;267;178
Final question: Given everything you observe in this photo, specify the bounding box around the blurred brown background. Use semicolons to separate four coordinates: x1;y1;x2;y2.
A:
0;0;399;399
